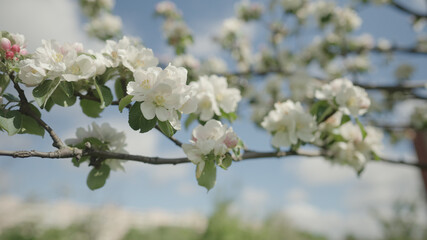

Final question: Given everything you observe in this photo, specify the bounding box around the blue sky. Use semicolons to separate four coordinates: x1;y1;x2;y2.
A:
0;0;427;238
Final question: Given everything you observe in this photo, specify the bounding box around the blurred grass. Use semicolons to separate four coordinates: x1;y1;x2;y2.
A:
0;200;425;240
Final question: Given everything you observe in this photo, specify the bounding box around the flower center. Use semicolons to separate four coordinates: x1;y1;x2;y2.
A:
154;95;165;106
140;79;151;89
54;53;63;62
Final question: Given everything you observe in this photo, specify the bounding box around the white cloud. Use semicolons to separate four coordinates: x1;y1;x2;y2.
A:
284;202;380;239
295;157;355;186
0;0;102;51
285;188;308;203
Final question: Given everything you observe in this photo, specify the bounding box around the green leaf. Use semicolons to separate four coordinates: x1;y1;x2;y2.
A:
196;159;217;191
220;154;232;170
0;110;22;136
158;120;176;137
221;110;237;122
372;151;381;161
20;115;44;137
2;93;19;102
356;118;367;140
94;81;113;108
87;164;110;190
0;73;10;94
51;81;76;107
72;156;89;167
340;114;351;126
118;95;133;113
32;79;61;108
310;100;336;123
80;99;103;118
128;102;157;133
114;78;125;100
184;113;197;129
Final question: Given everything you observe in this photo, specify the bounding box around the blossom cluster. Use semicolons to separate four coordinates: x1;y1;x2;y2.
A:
155;1;192;54
216;18;252;71
80;0;122;40
18;40;97;86
411;104;427;129
315;78;371;117
182;120;240;176
18;36;158;87
65;122;127;171
127;64;196;130
1;32;27;61
235;0;263;22
189;75;241;121
261;100;316;148
85;13;122;41
329;122;383;172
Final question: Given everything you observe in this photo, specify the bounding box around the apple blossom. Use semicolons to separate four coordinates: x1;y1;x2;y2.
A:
261;100;316;148
65;122;127;171
329;122;383;172
316;78;371;117
190;75;241;121
85;13;122;40
127;64;197;130
18;59;47;87
182;120;240;177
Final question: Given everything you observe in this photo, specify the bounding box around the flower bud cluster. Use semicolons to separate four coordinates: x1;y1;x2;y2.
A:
183;120;240;175
1;32;27;61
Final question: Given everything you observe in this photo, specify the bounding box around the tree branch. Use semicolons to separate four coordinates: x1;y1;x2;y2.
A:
1;147;426;170
11;75;66;149
390;0;427;18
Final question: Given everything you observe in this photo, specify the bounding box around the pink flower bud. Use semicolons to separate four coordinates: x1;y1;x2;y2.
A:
224;132;238;148
1;38;11;50
20;49;28;55
11;44;20;53
5;51;14;59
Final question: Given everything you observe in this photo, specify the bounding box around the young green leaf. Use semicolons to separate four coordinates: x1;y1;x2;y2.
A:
340;114;351;126
356;118;367;139
80;99;103;118
94;81;113;108
87;164;111;190
158;120;176;137
20;115;45;137
196;159;217;191
0;110;22;136
118;95;133;113
51;82;76;107
32;78;61;108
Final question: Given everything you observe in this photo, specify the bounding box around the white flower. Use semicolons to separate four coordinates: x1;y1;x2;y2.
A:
172;54;200;69
101;36;158;72
62;54;97;82
200;57;228;75
333;7;361;32
190;75;241;121
182;119;239;166
10;33;26;47
281;0;305;12
316;78;370;117
85;13;122;40
65;122;127;171
127;64;197;129
121;46;158;72
329;122;383;172
18;59;46;87
261;100;316;148
377;38;391;51
34;39;70;78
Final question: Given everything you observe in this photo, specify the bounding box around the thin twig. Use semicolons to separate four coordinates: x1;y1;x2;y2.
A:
11;75;66;149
